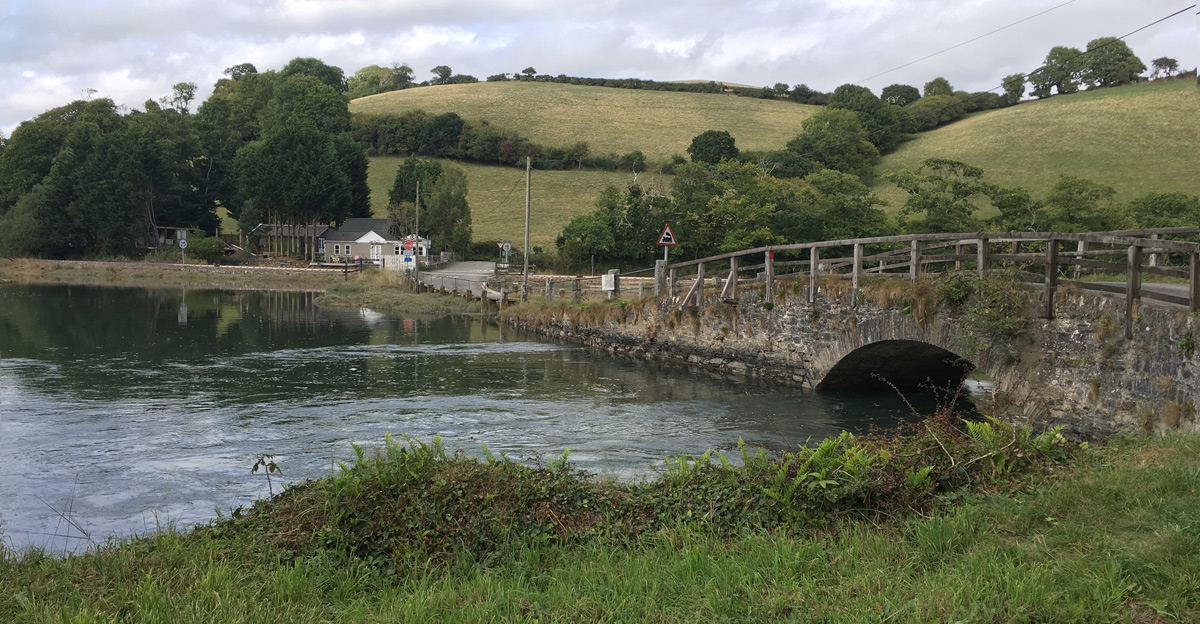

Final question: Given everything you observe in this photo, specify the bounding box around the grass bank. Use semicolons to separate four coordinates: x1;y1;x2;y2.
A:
0;259;477;317
0;258;339;291
316;269;478;316
4;414;1197;622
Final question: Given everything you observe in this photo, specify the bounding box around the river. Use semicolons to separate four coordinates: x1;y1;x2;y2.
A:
0;284;931;552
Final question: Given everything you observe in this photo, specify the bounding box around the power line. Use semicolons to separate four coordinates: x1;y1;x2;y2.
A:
853;0;1080;86
794;4;1196;165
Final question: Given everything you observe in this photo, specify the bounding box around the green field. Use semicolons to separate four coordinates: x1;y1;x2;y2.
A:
875;79;1200;207
367;156;669;249
350;81;819;161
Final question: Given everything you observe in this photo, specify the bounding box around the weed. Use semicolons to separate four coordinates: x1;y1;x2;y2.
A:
1177;331;1195;358
251;455;283;497
1095;315;1118;344
761;301;774;311
1163;401;1196;429
1136;404;1157;435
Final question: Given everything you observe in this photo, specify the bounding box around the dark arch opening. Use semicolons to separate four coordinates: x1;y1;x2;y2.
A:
817;340;974;395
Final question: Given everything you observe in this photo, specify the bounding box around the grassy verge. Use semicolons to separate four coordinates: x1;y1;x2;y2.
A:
0;260;477;316
5;413;1197;622
0;258;339;291
316;269;479;316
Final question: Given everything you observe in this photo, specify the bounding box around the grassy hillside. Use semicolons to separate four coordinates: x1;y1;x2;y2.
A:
367;156;669;249
875;79;1200;207
350;81;819;161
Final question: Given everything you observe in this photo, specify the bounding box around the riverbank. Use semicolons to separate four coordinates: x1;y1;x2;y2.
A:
2;420;1197;622
0;258;477;316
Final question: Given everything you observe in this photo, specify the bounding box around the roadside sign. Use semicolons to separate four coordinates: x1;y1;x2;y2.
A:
178;239;188;250
502;241;512;254
657;224;677;246
496;241;504;251
404;237;414;251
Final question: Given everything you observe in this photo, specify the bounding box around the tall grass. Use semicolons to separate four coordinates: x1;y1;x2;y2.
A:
3;428;1196;622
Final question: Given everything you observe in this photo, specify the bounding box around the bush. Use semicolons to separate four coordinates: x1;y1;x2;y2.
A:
188;235;227;265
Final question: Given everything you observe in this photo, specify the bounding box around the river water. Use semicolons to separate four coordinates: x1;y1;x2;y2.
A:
0;284;929;552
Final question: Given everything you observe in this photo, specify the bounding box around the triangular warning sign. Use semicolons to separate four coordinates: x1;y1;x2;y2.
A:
657;223;678;246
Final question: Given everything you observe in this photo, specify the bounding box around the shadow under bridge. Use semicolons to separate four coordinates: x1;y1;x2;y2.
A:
816;340;974;395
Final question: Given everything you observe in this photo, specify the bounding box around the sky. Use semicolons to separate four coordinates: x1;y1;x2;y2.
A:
1;0;1195;136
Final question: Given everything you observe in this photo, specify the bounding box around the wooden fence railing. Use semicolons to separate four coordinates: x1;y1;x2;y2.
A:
661;227;1200;339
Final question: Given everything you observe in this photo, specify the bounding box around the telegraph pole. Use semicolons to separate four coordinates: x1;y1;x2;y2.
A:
522;156;531;288
414;180;420;284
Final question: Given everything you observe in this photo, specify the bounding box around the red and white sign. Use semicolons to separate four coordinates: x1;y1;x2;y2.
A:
657;223;677;246
403;237;414;251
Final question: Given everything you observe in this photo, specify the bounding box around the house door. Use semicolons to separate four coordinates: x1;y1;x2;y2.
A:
370;245;382;261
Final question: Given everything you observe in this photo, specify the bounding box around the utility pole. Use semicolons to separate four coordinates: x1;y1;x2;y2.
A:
414;180;420;284
523;156;531;288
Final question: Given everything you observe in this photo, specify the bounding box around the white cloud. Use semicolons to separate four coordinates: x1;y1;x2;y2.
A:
1;0;1195;134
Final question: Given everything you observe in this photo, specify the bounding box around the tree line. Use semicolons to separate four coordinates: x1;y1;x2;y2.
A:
0;58;377;259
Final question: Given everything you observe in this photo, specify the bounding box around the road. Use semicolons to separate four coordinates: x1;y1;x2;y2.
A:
419;261;496;297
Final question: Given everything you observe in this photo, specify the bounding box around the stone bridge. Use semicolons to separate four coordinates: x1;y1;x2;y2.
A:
503;229;1200;438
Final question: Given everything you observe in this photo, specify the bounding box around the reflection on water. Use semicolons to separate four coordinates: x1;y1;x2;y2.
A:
0;284;930;552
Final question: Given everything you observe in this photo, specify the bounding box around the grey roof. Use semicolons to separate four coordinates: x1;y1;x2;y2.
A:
320;218;398;243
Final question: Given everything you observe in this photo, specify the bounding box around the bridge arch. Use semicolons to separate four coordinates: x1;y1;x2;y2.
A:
816;339;974;394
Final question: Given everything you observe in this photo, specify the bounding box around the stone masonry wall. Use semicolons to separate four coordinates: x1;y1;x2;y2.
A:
501;283;1200;439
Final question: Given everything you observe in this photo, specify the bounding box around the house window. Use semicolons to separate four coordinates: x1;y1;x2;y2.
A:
394;245;401;255
333;244;341;255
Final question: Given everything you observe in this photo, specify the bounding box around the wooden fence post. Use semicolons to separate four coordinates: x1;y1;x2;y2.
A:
1150;233;1161;268
852;243;863;303
545;277;553;300
1044;239;1058;319
1191;252;1200;313
1125;245;1142;339
695;262;705;309
977;237;989;277
654;260;667;297
909;239;921;284
728;256;738;300
669;268;677;300
765;251;775;304
809;246;819;303
955;244;964;271
1074;240;1087;279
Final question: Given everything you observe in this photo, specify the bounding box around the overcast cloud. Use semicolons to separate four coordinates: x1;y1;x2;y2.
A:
1;0;1195;135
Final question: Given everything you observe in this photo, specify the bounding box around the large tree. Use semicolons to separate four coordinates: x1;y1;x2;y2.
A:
234;72;369;258
686;130;739;165
1081;37;1145;88
1031;46;1084;98
1001;73;1026;105
1038;174;1119;231
785;108;879;179
387;155;443;235
1151;57;1179;79
923;77;954;98
889;158;988;234
827;84;911;151
195;67;277;220
881;84;921;107
423;164;472;254
279;57;347;93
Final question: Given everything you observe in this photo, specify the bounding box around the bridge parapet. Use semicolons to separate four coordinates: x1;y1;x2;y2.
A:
660;228;1200;341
